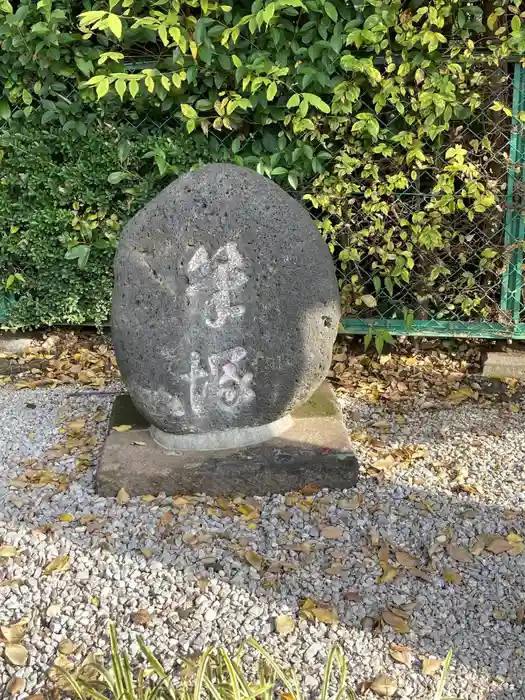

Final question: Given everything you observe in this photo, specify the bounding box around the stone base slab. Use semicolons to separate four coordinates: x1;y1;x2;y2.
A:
483;351;525;379
96;381;358;497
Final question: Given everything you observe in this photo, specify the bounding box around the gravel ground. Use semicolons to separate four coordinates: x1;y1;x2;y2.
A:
0;379;524;699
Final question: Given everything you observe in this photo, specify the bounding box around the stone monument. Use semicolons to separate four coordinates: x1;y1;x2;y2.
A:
97;164;358;496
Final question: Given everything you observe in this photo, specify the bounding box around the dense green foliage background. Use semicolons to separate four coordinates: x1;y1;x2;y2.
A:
0;0;521;327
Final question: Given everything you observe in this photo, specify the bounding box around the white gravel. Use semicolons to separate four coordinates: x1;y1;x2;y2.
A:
1;382;525;699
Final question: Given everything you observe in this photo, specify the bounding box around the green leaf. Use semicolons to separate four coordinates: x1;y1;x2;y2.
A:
181;103;198;119
115;79;126;99
96;77;110;99
266;82;277;101
106;13;122;39
287;94;301;108
76;245;90;269
65;244;90;269
75;57;93;77
511;15;521;32
129;80;139;98
287;172;298;189
303;93;330;113
79;10;107;26
361;294;377;308
0;100;11;120
107;171;128;184
325;2;337;21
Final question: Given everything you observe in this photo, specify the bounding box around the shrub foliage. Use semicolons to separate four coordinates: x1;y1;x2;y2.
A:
0;0;521;326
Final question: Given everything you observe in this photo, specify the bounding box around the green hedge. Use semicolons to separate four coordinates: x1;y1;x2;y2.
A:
0;0;521;328
0;124;223;327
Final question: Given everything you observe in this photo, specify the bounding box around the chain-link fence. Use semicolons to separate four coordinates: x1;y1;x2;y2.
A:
2;55;525;337
304;59;525;340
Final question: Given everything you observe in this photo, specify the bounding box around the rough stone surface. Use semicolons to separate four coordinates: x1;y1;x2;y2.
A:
483;351;525;379
97;381;358;496
112;164;340;435
0;332;33;355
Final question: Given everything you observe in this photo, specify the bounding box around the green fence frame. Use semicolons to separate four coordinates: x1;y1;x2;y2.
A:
342;61;525;340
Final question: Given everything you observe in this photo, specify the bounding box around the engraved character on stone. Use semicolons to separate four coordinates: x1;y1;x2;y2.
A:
180;347;254;417
180;351;209;416
209;346;255;410
186;242;248;328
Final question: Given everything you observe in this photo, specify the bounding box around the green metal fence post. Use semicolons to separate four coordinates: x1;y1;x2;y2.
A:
500;62;525;327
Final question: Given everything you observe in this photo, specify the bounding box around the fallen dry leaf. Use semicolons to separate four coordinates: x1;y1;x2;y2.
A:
245;550;264;571
389;643;413;667
67;419;86;434
58;639;78;655
377;565;398;584
493;607;507;620
301;483;322;495
320;526;343;539
447;387;476;404
395;551;420;568
369;674;398;697
300;598;316;615
141;494;156;503
1;622;26;644
311;607;339;624
422;657;442;676
158;511;174;526
4;644;28;667
237;503;260;521
116;488;130;505
44;554;70;575
182;532;198;546
131;609;150;626
382;610;410;634
6;677;26;695
486;536;512;555
509;542;525;556
325;562;344;576
344;591;363;603
447;544;472;563
372;456;395;471
275;614;295;635
173;496;190;506
377;542;389;564
0;546;18;558
470;535;488;556
443;569;462;585
133;441;146;446
409;567;433;582
112;424;132;432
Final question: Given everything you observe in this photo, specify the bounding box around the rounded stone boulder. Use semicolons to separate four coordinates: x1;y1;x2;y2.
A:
112;163;340;446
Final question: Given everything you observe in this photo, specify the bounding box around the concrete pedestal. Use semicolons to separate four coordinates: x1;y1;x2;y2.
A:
96;381;358;497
